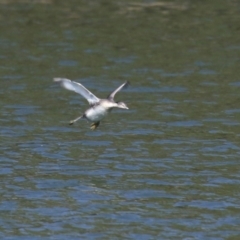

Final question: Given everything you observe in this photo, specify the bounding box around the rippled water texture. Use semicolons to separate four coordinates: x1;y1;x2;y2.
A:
1;1;240;239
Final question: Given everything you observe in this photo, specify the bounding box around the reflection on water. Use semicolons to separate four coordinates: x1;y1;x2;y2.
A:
1;0;240;239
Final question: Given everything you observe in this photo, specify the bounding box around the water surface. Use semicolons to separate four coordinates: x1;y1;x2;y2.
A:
1;1;240;239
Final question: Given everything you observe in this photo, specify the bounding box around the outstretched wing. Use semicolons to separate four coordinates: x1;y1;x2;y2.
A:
53;78;100;105
107;81;129;101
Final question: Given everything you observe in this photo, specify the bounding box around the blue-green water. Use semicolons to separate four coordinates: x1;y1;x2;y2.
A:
1;1;240;239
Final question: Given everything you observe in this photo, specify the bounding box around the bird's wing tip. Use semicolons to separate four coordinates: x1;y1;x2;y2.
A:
53;78;61;82
124;81;130;88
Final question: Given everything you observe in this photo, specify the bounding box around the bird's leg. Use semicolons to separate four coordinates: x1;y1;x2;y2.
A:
69;115;83;125
90;122;100;130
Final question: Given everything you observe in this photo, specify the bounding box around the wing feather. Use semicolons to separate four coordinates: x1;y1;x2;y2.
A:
107;81;129;101
53;78;99;105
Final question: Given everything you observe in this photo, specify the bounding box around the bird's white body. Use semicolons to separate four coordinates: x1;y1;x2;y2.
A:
85;100;118;122
85;104;108;122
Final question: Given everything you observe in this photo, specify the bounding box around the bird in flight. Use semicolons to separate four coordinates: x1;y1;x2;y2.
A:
53;78;129;129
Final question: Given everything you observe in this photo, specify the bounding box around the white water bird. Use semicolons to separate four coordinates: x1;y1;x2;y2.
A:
53;78;129;129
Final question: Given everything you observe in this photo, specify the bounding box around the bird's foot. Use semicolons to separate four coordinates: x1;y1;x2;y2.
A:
90;122;100;130
69;115;83;125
